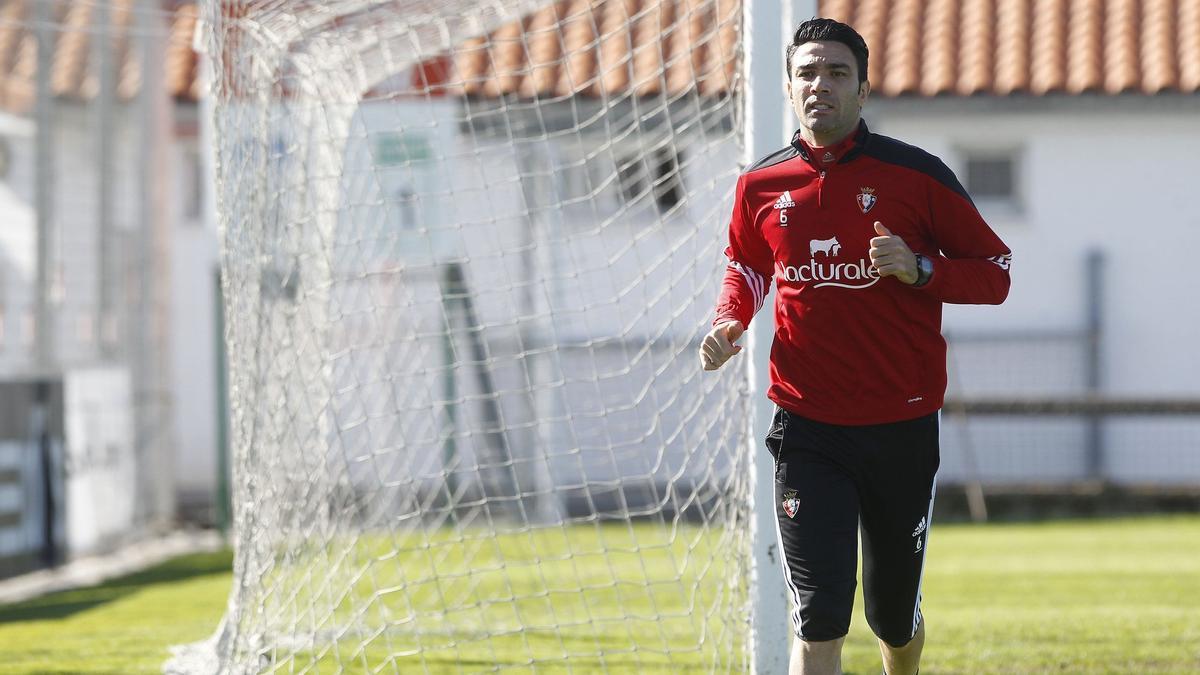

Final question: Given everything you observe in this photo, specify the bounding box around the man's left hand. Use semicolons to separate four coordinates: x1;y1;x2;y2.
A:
869;221;918;285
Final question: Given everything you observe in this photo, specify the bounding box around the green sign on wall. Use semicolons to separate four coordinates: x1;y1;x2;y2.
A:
374;132;432;165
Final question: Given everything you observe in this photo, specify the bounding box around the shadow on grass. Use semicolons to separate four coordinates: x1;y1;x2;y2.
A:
0;549;233;624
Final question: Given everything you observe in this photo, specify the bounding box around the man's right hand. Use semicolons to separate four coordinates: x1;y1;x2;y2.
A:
699;320;745;371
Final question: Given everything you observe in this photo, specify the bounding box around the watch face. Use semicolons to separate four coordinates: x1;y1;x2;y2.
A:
914;255;933;286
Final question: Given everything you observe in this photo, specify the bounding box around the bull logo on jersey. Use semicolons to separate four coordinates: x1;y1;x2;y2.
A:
781;489;800;519
857;187;877;214
809;237;841;257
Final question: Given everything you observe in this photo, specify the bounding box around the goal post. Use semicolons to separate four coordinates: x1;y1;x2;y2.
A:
171;0;802;671
744;2;814;673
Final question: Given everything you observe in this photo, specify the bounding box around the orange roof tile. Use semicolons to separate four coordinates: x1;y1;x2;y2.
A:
0;0;197;115
921;0;960;96
166;3;201;100
822;0;1200;96
441;0;1200;98
519;0;566;98
1180;0;1200;89
1141;0;1177;92
5;0;1200;108
445;0;742;99
993;0;1030;94
1030;0;1069;93
1065;0;1104;91
559;0;599;94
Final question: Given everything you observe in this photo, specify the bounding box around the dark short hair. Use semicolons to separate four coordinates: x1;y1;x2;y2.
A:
786;18;869;85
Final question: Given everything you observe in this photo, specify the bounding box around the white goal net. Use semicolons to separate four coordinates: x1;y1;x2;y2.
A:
177;0;755;671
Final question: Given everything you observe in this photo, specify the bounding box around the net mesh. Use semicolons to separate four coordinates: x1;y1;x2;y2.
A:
172;0;753;672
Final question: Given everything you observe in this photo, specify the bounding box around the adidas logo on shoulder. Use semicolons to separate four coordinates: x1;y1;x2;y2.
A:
773;191;796;210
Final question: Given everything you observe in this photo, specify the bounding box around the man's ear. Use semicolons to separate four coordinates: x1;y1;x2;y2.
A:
858;79;871;107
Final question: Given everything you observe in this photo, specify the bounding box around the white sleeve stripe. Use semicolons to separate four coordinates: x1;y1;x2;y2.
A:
988;254;1012;271
732;265;758;313
746;264;764;311
728;262;754;309
728;261;766;314
731;262;762;307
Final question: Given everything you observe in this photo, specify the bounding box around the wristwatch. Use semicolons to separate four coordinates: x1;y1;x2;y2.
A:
912;254;934;287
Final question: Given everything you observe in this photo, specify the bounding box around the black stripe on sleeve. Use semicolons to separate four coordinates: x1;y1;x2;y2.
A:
745;145;801;174
860;134;976;206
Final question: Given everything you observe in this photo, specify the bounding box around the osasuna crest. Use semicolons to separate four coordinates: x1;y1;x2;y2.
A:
781;489;800;519
857;187;877;214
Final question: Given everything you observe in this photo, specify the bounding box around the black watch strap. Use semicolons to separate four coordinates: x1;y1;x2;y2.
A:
912;254;934;287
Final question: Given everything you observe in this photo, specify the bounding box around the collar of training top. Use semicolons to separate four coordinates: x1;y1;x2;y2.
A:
791;121;871;168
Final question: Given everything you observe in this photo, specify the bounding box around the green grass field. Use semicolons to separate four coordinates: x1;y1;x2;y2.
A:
1;515;1199;674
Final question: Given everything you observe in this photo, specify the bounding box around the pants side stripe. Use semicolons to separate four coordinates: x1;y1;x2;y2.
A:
911;471;937;638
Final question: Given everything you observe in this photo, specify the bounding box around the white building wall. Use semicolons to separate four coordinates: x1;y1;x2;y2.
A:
0;102;163;559
871;100;1200;484
167;96;1200;517
0;105;146;374
0;116;38;367
168;130;220;513
872;103;1200;395
310;99;744;517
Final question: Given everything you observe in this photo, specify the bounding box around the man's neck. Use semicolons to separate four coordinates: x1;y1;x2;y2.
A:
800;126;857;149
795;122;862;167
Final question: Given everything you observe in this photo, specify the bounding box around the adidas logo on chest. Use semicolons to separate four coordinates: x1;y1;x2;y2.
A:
773;191;796;210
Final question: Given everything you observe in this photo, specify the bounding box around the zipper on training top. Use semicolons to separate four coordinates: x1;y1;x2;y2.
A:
817;170;826;208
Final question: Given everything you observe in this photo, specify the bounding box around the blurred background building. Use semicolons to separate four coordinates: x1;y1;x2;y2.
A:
0;0;1197;579
0;0;205;576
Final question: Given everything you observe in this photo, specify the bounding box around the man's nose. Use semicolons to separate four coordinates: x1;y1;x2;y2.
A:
810;75;831;93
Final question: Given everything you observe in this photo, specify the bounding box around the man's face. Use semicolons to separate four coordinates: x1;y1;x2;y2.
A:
786;40;870;146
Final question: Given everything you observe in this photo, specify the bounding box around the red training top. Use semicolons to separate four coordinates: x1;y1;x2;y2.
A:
714;122;1011;425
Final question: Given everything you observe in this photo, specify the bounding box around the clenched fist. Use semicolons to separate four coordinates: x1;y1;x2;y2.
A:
700;320;745;371
868;221;918;284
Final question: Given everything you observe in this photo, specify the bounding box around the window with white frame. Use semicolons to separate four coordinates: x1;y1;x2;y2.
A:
962;149;1022;213
558;144;685;219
